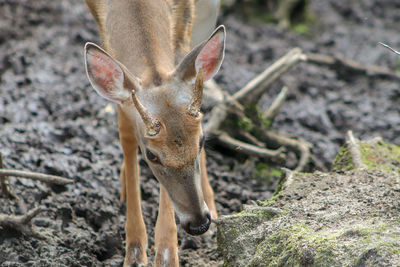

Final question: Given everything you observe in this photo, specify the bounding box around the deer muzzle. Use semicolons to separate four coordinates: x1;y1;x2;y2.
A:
179;203;211;236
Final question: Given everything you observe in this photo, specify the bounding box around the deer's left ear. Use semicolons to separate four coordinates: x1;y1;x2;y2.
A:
175;25;226;82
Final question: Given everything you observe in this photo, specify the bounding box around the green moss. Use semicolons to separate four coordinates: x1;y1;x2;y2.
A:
360;141;400;173
248;224;340;266
252;162;282;184
291;8;317;35
332;145;355;171
238;117;253;132
332;139;400;173
292;23;310;34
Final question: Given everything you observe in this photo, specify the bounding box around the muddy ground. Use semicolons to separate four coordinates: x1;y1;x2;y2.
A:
0;0;399;266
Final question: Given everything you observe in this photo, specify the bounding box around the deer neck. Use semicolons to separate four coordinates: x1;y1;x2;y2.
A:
103;0;175;87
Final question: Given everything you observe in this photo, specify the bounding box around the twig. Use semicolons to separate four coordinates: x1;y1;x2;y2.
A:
305;52;400;80
0;207;43;238
263;86;289;121
281;167;295;189
0;153;16;199
216;131;285;160
263;131;311;172
233;48;306;105
346;130;367;169
378;42;400;55
239;131;266;147
0;169;73;185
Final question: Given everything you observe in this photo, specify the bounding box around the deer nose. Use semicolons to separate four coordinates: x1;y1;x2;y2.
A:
181;212;211;236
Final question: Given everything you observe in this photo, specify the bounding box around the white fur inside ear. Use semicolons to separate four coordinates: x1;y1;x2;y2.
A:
85;45;131;104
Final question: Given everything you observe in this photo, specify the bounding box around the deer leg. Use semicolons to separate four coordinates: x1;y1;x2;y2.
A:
200;149;217;219
154;185;179;267
120;162;126;202
119;110;148;267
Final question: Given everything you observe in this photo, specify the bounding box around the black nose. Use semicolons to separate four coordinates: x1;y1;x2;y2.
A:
182;213;211;236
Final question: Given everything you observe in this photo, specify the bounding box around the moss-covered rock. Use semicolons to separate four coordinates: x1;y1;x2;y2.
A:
217;138;400;266
332;137;400;174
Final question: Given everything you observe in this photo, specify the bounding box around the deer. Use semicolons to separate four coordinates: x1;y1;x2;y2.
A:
83;0;225;266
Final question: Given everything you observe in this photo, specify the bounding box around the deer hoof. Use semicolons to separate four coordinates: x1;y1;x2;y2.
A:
154;247;179;267
123;242;148;267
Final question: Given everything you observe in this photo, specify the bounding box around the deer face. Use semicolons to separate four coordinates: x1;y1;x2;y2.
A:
128;80;209;235
84;26;225;235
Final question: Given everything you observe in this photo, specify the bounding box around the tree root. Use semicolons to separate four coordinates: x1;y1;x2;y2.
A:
216;131;286;160
0;207;44;238
204;49;308;170
203;46;400;172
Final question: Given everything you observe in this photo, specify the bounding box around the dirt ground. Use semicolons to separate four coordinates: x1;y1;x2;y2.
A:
0;0;399;266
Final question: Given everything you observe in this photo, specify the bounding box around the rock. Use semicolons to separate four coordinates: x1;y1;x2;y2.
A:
217;138;400;266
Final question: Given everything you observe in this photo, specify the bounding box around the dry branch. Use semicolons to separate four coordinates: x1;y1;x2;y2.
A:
281;167;295;189
204;48;311;171
346;130;367;169
0;153;16;199
233;48;306;106
263;131;311;172
379;42;400;55
216;131;285;160
0;207;43;238
0;169;73;186
263;86;289;121
305;52;400;80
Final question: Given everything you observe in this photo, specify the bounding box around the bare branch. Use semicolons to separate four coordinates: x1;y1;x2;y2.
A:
216;131;285;160
378;42;400;55
0;169;73;185
264;131;311;172
346;130;367;169
0;207;43;238
233;48;306;105
263;86;289;121
239;131;266;147
305;52;400;80
0;153;17;199
281;167;295;189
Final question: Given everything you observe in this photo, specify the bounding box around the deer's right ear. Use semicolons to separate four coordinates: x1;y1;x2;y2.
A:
84;42;132;104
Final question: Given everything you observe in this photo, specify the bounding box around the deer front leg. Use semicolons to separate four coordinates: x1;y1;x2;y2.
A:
154;185;179;267
119;113;148;267
200;149;217;219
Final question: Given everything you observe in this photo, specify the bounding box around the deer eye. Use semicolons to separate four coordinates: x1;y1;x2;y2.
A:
146;150;160;164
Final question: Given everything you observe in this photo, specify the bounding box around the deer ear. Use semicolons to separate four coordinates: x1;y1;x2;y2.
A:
175;25;226;82
84;42;132;104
